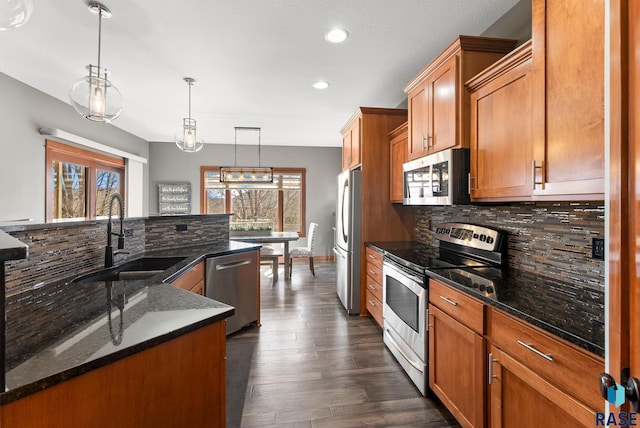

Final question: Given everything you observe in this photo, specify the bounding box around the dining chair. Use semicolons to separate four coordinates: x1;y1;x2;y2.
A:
260;245;282;282
289;222;318;277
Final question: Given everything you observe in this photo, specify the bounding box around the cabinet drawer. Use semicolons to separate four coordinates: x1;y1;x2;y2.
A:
171;261;204;291
365;247;383;269
365;273;383;302
366;262;383;285
488;308;604;412
366;290;383;328
429;279;485;334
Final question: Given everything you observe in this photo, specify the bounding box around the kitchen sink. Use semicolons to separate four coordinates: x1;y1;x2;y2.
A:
68;256;188;284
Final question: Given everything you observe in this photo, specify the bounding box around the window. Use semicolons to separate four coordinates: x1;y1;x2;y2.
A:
200;167;306;236
46;140;125;221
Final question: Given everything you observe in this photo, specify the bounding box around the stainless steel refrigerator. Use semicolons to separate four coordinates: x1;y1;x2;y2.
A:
333;168;361;314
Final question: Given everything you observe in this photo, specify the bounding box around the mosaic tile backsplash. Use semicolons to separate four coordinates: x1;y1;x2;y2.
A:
414;201;605;291
3;219;146;297
2;215;231;296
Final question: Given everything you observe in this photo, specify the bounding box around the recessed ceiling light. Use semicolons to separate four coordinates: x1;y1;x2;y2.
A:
313;81;330;90
325;28;348;43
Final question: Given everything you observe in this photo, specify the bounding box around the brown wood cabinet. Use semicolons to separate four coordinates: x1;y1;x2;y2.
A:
468;0;604;202
429;279;486;428
404;36;517;161
1;321;227;427
171;260;205;295
531;0;605;199
468;42;534;201
487;308;604;427
428;279;604;428
365;247;384;327
341;115;361;170
389;122;408;203
340;107;414;316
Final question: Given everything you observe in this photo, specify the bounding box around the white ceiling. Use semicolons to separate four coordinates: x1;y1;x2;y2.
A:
0;0;524;147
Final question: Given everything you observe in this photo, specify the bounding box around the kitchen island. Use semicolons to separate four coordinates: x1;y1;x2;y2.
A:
1;240;260;427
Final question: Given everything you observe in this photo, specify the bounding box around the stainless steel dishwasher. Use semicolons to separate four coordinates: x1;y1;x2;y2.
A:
206;250;259;334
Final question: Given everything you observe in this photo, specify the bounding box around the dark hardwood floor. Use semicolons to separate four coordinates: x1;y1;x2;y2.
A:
227;260;460;428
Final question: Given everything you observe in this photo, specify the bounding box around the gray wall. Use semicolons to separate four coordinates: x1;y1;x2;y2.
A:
0;72;150;224
148;142;342;257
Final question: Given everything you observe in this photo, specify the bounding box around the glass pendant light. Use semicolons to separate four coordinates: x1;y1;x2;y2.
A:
69;2;123;123
0;0;33;31
175;77;204;153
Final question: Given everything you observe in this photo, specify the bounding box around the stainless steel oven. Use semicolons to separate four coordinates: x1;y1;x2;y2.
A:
382;259;427;395
381;223;507;396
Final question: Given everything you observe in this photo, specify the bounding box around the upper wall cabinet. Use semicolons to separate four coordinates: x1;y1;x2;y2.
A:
468;42;534;200
467;0;604;202
389;122;408;203
403;36;518;161
342;116;361;170
531;0;605;199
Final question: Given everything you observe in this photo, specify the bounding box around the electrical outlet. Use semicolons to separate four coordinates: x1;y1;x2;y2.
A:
592;237;605;260
123;228;134;237
176;224;188;232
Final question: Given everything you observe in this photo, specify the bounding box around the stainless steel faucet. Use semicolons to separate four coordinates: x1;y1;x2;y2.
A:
105;193;126;268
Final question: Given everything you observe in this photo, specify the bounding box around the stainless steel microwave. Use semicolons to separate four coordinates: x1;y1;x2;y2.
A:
403;148;470;205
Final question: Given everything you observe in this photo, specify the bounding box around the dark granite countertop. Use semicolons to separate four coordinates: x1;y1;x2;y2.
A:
0;230;28;262
366;241;605;357
2;241;260;404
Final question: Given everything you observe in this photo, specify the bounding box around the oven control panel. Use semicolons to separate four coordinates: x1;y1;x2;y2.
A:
433;222;504;252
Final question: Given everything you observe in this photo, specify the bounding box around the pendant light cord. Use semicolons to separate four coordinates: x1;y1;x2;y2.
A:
96;7;102;72
188;80;192;123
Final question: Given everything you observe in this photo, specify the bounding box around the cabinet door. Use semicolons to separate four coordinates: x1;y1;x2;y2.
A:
350;118;361;168
342;119;361;170
429;55;458;153
429;305;486;428
488;346;594;428
389;128;408;203
532;0;604;198
342;130;352;171
171;261;204;293
408;81;429;160
470;57;534;201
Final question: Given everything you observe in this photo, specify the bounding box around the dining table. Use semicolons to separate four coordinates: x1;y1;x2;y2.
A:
230;231;299;280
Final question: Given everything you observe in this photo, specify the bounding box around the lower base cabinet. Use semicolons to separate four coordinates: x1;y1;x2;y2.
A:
171;260;205;295
1;321;226;427
488;345;592;428
428;280;604;428
429;304;486;428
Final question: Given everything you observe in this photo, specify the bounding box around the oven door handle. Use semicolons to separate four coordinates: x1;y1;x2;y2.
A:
385;329;424;373
383;262;424;286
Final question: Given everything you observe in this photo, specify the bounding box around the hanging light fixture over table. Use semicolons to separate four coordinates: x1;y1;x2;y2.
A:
69;2;123;123
220;127;274;183
175;77;204;153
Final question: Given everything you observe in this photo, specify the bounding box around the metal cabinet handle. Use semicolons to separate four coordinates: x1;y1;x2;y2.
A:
368;299;376;306
368;269;377;275
215;259;251;270
422;135;427;151
368;284;377;291
517;340;553;362
439;296;458;306
488;353;498;384
368;254;377;259
532;160;544;190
